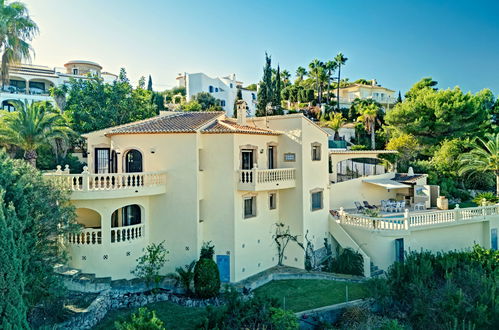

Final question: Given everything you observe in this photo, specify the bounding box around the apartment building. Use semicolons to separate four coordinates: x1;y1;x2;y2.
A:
1;60;116;111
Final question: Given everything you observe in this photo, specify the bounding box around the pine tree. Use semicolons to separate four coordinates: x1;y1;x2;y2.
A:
273;65;282;114
0;194;29;329
147;75;153;91
233;87;243;118
256;53;273;116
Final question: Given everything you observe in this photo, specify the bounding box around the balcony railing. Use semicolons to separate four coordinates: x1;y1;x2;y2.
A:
337;205;499;231
111;224;145;243
44;166;166;197
68;228;102;245
238;168;296;191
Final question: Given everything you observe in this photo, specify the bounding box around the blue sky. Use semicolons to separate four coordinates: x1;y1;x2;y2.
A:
22;0;499;94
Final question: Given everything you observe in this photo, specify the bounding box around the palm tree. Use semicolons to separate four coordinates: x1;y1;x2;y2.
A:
334;53;348;111
281;69;291;87
326;112;346;140
308;59;324;106
357;103;378;150
0;0;39;86
459;133;499;195
324;60;338;105
295;66;307;83
0;101;70;167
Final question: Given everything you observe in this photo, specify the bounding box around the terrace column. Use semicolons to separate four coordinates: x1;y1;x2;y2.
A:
403;209;409;230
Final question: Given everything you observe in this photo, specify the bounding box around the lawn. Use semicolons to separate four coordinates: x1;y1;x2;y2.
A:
94;301;205;330
254;279;368;312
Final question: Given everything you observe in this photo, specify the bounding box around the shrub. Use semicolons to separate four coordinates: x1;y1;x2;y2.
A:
199;289;296;329
368;246;499;329
329;246;364;276
472;192;498;205
131;241;168;290
114;307;165;330
194;241;220;298
350;144;368;150
173;260;196;295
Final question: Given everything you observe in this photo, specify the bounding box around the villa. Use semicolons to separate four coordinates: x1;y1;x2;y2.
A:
338;80;397;111
0;60;116;111
46;105;499;282
177;72;257;117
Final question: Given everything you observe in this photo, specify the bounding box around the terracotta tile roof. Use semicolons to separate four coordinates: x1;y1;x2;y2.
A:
393;173;428;183
201;119;280;135
106;112;224;135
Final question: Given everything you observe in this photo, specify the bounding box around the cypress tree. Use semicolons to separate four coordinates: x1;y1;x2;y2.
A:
256;53;273;116
233;87;243;118
274;65;282;114
147;75;153;91
397;90;402;103
0;194;29;329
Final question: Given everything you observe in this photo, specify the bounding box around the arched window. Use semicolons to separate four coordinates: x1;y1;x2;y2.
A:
111;204;142;227
125;149;143;173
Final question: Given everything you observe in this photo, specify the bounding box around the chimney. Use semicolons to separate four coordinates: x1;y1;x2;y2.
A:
236;100;248;126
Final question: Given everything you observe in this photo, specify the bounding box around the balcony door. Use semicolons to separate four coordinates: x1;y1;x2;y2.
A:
268;146;276;169
125;149;143;173
241;149;254;170
95;148;110;174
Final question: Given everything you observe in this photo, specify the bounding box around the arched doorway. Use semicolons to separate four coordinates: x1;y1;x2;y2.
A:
111;204;142;227
125;149;143;173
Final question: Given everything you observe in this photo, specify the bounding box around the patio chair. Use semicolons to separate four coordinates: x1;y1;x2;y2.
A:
354;201;366;213
395;201;405;212
363;201;378;209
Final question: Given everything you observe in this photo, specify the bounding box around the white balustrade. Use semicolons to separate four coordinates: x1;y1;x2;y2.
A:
338;205;499;231
68;228;102;245
45;167;166;192
239;168;295;184
110;224;145;243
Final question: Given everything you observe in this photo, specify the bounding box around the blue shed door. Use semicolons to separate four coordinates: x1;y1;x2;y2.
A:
216;255;230;282
491;229;498;250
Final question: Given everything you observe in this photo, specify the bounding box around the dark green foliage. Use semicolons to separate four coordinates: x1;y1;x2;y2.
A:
273;65;282;114
200;241;215;259
199;289;297;329
147;75;153;91
0;150;76;326
194;259;220;298
132;241;168;290
368;246;499;330
0;193;29;329
472;192;498;205
233;87;243;117
65;68;157;134
194;241;220;298
192;92;223;111
326;246;364;276
152;92;165;110
173;260;196;294
114;307;165;330
257;52;273;116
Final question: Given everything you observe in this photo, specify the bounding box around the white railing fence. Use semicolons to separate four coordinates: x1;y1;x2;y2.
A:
239;168;296;184
44;165;166;192
338;204;499;231
68;228;102;245
110;224;145;243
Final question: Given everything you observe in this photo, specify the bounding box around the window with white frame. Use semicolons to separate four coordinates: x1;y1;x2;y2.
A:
244;196;256;218
311;143;321;161
269;193;277;210
311;190;323;211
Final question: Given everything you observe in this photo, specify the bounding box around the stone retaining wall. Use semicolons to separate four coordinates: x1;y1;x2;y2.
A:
55;290;222;329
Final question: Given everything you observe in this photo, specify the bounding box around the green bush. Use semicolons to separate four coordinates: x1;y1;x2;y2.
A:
131;241;168;290
194;242;220;298
368;246;499;329
114;307;165;330
173;260;196;295
472;192;498;205
199;289;296;329
324;246;364;276
350;144;368;150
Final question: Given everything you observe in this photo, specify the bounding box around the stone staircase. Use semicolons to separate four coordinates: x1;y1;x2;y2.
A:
54;264;178;293
370;262;385;278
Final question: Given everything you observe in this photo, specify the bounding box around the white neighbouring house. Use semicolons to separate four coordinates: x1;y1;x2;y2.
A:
338;80;397;111
0;60;117;111
177;72;258;117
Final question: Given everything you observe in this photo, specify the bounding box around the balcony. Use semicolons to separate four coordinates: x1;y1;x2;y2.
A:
44;166;167;200
238;168;296;191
